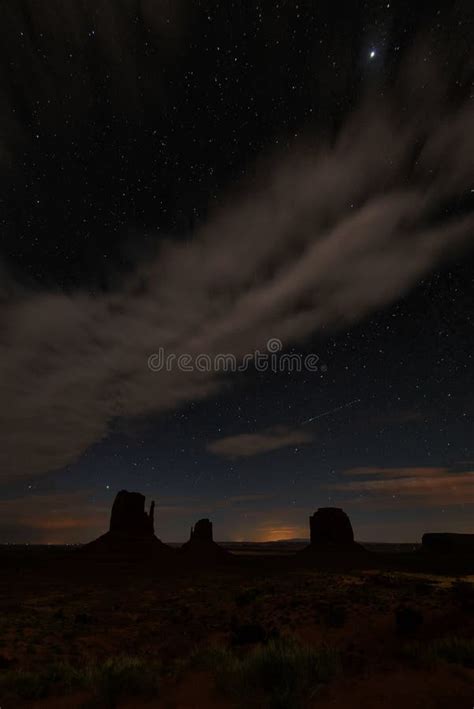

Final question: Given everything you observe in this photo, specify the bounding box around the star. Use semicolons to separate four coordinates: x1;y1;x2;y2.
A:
370;50;376;59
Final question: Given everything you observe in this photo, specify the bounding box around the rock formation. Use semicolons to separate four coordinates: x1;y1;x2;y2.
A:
180;518;230;563
422;532;474;555
82;490;173;558
189;518;213;543
299;507;367;565
109;490;155;536
309;507;354;545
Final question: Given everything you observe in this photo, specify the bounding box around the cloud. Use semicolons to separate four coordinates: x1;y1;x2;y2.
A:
342;466;447;478
331;465;474;507
208;427;313;459
0;50;473;480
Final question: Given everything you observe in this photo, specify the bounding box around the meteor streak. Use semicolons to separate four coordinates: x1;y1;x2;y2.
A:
301;399;361;425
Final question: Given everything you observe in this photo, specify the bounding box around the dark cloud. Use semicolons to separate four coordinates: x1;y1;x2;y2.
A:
0;50;473;481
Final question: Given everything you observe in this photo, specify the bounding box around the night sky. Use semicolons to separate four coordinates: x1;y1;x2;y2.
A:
0;1;473;544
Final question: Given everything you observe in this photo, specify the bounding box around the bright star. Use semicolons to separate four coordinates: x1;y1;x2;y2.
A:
370;50;376;59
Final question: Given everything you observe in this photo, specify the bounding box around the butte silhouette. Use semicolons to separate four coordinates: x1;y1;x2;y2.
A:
180;518;230;564
298;507;368;566
82;490;174;558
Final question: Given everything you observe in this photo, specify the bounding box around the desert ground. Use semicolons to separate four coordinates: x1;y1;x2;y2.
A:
0;544;472;709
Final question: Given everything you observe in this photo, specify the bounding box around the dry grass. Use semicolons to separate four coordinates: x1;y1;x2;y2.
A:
199;636;340;709
0;655;161;707
404;637;474;669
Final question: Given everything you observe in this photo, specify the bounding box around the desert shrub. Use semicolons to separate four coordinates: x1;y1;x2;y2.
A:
231;622;268;645
395;605;423;636
0;656;160;706
203;637;340;709
90;655;161;708
431;637;474;668
0;670;51;700
74;611;96;625
0;653;15;669
0;661;84;700
404;637;474;669
370;573;405;588
321;604;347;628
235;587;263;606
413;581;434;597
450;580;474;610
402;642;437;669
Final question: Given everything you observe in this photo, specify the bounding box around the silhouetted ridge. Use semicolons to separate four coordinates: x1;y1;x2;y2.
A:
422;532;474;555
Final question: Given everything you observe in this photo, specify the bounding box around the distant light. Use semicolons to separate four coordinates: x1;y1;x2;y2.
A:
370;50;376;59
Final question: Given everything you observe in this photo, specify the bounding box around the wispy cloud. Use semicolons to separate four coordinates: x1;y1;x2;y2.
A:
208;427;313;459
331;465;474;507
342;466;447;478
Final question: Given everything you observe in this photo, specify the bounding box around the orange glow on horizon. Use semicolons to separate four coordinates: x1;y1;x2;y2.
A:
249;524;307;542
